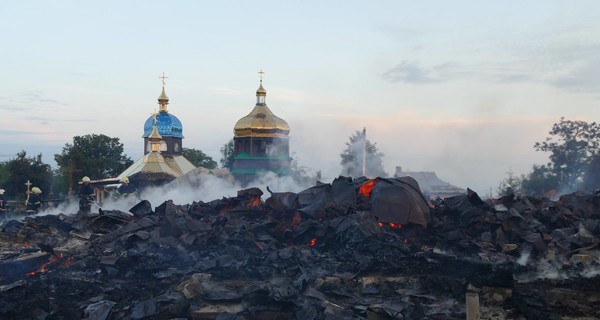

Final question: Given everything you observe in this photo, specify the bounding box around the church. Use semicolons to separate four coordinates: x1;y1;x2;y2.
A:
112;72;292;188
116;77;196;187
231;76;292;183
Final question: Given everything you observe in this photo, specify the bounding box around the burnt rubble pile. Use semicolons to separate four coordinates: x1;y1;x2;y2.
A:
0;176;599;319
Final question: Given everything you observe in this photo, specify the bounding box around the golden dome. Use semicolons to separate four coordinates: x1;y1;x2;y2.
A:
234;82;290;138
256;83;266;95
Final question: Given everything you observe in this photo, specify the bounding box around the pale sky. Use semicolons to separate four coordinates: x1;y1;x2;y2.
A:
1;1;599;196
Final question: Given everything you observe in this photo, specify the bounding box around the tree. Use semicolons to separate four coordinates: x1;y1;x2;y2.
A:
521;164;560;196
54;134;132;193
530;117;600;193
1;151;52;201
182;147;217;169
220;139;235;169
497;167;522;196
582;154;600;192
340;129;387;177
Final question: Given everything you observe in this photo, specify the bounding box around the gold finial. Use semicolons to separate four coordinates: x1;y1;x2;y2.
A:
159;72;169;87
258;69;265;82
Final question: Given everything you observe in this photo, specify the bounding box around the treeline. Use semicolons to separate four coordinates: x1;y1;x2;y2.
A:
500;117;600;196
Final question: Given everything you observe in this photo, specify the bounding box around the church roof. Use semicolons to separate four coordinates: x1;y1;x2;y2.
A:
143;112;183;138
117;154;195;182
234;80;289;138
394;168;466;198
143;83;183;138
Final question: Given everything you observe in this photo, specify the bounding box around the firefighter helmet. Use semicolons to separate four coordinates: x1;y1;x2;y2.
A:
31;187;42;194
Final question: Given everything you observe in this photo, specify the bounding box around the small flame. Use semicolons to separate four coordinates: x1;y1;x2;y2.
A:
377;222;403;229
358;180;377;198
404;239;409;244
25;253;75;277
389;223;403;229
308;238;317;247
247;197;262;207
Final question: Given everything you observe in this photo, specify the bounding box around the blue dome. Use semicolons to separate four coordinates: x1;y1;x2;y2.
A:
143;112;183;138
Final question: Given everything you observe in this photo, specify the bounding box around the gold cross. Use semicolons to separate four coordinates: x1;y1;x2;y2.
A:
159;72;168;87
25;180;32;191
258;69;265;82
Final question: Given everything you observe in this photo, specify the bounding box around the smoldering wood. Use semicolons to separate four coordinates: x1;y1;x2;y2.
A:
0;176;599;319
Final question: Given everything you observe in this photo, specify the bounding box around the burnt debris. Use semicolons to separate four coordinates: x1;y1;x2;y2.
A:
0;176;599;319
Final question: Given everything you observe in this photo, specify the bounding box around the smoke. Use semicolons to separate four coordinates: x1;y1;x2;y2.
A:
107;172;312;211
516;248;531;266
514;251;600;282
340;134;386;178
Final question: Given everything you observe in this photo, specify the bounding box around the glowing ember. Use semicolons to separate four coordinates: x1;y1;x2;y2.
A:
247;197;262;207
358;180;377;198
308;238;317;247
377;222;403;229
25;253;75;277
404;239;409;244
389;223;403;229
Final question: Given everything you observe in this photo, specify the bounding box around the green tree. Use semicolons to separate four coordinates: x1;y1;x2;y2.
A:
182;147;217;169
340;129;387;177
521;164;560;196
497;167;522;196
220;139;235;169
582;154;600;192
54;134;132;193
1;150;52;201
530;117;600;193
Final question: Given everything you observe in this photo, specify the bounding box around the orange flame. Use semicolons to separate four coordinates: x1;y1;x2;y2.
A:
247;197;262;207
358;180;377;198
378;222;403;229
389;223;403;229
308;238;317;247
26;253;74;277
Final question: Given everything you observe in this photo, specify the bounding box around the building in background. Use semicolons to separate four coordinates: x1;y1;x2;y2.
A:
231;76;292;184
116;78;195;188
394;166;466;199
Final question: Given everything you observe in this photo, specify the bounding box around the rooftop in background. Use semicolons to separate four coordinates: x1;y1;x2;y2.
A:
394;166;466;199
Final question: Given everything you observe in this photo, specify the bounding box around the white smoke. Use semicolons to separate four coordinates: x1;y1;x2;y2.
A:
103;172;313;211
515;255;600;282
516;248;531;266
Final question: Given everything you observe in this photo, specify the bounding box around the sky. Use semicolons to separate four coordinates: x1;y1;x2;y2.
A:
1;1;599;197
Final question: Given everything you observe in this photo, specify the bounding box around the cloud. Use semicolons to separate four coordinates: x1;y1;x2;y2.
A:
382;61;438;83
19;90;68;106
549;58;600;92
381;22;600;93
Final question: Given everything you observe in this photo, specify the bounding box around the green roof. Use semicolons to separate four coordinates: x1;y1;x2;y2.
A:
234;152;292;161
231;168;291;175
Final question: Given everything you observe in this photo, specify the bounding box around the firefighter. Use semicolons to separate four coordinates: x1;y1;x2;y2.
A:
117;176;137;198
25;187;43;213
78;176;95;213
0;189;8;214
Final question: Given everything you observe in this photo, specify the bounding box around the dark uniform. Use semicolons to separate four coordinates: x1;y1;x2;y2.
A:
0;193;8;214
117;183;137;198
78;183;95;213
26;193;42;213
